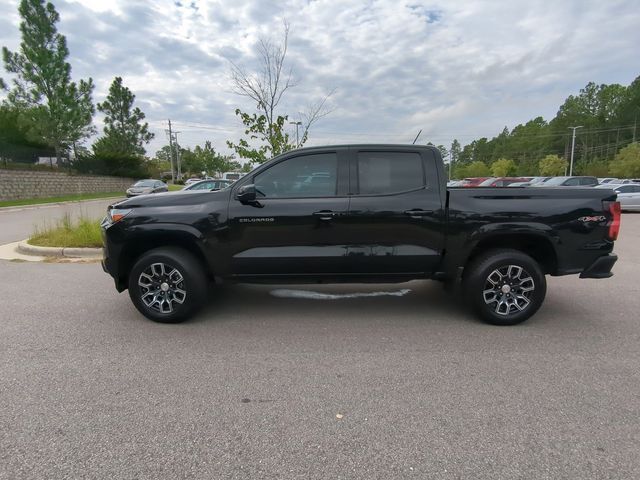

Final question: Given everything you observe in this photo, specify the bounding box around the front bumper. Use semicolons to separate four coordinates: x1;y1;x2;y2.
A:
579;254;618;279
101;219;127;292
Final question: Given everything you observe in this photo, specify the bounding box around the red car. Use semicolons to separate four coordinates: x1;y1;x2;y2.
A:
477;177;531;187
460;177;490;187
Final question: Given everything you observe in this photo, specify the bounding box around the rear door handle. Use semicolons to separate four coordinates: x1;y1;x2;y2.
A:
313;210;337;221
404;209;433;217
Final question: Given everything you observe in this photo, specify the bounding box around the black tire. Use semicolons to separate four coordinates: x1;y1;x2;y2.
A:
463;249;546;326
128;247;207;323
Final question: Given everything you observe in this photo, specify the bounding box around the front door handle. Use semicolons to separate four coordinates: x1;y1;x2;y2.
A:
404;209;432;217
313;210;336;221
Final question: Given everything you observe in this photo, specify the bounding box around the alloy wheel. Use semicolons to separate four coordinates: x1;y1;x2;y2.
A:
137;262;186;314
482;264;535;316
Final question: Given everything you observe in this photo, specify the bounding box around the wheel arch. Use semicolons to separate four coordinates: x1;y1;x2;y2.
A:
117;229;213;290
465;233;558;275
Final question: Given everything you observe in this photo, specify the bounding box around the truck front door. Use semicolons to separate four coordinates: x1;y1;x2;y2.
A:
226;149;351;279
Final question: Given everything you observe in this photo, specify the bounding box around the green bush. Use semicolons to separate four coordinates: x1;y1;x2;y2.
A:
609;143;640;178
72;152;148;178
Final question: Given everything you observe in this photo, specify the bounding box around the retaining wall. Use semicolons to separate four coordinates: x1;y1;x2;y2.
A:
0;170;133;201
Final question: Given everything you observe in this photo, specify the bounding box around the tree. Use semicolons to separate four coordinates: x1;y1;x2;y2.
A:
228;22;332;162
455;161;490;178
0;104;52;163
538;154;567;176
191;141;234;175
2;0;95;165
93;76;153;156
227;109;293;163
609;143;640;178
490;158;517;176
450;139;461;164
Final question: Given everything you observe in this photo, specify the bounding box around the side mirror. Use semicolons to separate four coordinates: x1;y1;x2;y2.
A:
236;184;257;204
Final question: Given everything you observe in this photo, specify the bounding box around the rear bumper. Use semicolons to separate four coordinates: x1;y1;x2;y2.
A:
579;254;617;279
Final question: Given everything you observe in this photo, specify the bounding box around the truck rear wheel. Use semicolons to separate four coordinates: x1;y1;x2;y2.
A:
128;247;207;323
463;249;546;325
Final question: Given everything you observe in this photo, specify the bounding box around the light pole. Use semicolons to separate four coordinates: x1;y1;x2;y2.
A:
568;126;583;176
289;121;302;147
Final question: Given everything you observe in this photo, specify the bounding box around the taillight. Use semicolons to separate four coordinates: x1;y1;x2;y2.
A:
607;201;621;240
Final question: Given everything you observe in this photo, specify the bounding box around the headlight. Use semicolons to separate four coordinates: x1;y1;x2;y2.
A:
108;208;132;223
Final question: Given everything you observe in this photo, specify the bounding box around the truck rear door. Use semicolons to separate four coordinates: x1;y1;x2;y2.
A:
345;147;445;275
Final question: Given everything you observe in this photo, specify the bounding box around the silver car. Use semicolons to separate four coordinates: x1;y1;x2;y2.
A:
596;183;640;211
126;179;168;197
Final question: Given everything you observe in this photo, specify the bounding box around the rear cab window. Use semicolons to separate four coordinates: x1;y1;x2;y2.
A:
355;151;425;195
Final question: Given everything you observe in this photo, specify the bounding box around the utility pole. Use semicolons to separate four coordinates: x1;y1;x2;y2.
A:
568;126;583;176
166;119;176;183
173;131;182;181
289;121;302;147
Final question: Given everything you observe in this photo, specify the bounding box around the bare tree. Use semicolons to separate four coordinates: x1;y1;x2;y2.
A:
229;21;333;155
230;22;293;140
294;90;335;147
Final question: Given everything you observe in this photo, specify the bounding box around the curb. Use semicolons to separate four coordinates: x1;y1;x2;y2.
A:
17;240;103;258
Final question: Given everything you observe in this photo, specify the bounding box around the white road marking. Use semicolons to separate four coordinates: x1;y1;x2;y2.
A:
270;288;412;300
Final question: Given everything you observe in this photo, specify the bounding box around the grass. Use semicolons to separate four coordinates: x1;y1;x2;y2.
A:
168;184;183;191
28;213;103;248
0;191;123;208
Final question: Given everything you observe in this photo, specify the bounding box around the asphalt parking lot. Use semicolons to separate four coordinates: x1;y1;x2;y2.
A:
1;213;639;479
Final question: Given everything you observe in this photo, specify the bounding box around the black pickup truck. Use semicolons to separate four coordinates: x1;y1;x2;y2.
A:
101;145;620;325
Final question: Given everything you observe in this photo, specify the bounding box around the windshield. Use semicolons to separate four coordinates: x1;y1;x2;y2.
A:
529;177;549;184
478;178;497;186
542;177;569;186
134;180;155;187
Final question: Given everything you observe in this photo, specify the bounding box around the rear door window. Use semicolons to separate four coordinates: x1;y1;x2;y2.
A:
356;151;424;195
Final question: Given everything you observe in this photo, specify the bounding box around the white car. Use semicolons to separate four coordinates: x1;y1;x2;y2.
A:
184;178;202;186
596;183;640;211
181;179;233;192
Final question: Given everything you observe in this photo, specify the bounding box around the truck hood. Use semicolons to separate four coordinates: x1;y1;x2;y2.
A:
112;189;230;209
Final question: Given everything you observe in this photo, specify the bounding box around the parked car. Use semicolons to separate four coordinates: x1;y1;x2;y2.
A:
598;177;619;185
533;176;598;187
221;171;244;182
528;176;552;185
182;179;233;192
507;181;531;187
477;177;530;187
596;183;640;211
184;177;203;186
125;179;168;197
460;177;490;187
102;144;620;326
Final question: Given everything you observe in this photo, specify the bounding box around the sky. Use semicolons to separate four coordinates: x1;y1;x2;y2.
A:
1;0;639;159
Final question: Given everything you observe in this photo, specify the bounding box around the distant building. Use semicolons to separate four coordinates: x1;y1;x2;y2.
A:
37;157;60;167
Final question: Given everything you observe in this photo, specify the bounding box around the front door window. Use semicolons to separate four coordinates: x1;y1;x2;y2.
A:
254;153;338;198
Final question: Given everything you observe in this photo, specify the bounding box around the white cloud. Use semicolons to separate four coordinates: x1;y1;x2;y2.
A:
1;0;638;157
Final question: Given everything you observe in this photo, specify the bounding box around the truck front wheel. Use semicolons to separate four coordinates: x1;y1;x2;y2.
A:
128;247;207;323
463;249;546;325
